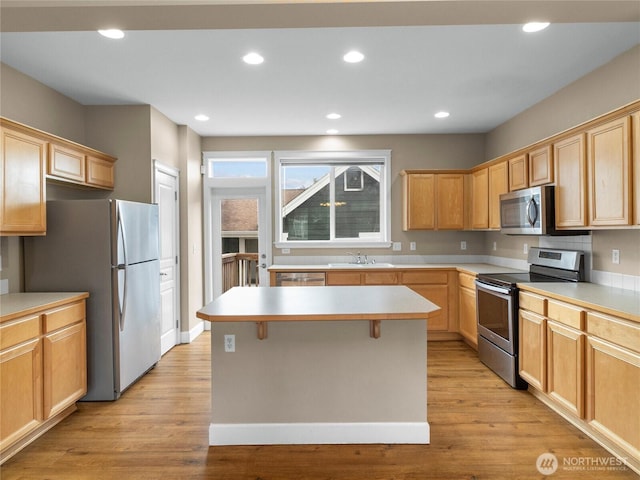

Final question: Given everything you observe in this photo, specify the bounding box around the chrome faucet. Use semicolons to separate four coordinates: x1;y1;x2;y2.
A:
347;252;363;264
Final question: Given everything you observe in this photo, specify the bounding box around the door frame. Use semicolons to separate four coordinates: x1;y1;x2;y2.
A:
153;160;181;354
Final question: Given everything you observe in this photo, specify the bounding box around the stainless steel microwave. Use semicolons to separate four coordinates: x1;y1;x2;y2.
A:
500;185;557;235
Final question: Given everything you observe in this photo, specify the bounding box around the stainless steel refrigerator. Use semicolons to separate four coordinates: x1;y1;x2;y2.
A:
24;199;161;401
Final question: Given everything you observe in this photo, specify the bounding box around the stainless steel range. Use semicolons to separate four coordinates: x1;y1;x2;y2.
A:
475;247;585;389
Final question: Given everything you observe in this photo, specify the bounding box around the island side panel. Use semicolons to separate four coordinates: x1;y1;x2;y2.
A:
209;319;428;445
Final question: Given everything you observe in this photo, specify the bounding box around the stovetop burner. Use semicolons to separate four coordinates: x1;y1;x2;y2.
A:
477;271;572;288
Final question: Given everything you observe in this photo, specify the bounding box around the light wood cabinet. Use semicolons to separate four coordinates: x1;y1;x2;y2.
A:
0;296;87;464
528;145;553;186
518;286;640;471
554;133;588;228
518;309;546;391
401;171;464;230
547;320;585;418
401;270;453;333
488;161;508;229
402;173;435;230
0;125;47;235
508;154;528;191
471;168;489;229
48;144;115;190
326;271;362;286
458;272;477;348
587;116;632;226
633;112;640;225
435;173;465;230
407;284;449;331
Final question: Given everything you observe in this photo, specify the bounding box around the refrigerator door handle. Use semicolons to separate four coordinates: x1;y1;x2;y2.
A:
117;204;129;332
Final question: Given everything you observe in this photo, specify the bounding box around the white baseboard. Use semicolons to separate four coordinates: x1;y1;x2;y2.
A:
180;320;205;344
209;422;430;446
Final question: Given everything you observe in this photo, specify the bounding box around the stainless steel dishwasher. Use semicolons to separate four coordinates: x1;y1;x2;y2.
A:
274;271;326;286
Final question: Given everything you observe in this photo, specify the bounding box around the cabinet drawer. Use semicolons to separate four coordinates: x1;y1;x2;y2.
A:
458;272;476;290
519;291;547;316
547;300;584;330
43;301;85;333
326;272;361;286
587;311;640;354
364;272;398;285
401;271;448;285
0;316;40;350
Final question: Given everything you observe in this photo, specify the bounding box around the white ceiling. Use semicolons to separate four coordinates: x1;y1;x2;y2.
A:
1;3;639;137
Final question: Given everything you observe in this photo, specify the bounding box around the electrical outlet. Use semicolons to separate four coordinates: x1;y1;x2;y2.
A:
410;241;416;251
392;242;402;251
460;241;467;251
224;334;235;353
282;248;291;254
612;249;620;265
523;243;528;254
493;241;497;251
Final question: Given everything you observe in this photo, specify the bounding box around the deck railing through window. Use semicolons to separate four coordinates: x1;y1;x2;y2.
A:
222;253;259;293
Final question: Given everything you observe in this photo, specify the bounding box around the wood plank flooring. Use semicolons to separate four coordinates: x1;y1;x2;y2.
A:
2;333;637;479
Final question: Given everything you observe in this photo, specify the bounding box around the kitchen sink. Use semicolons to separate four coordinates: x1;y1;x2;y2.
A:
328;263;394;268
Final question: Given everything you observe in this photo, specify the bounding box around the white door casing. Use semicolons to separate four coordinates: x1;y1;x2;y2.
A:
153;161;181;355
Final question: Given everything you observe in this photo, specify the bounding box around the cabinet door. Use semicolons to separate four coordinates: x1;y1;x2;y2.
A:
0;127;47;235
471;168;489;229
436;173;464;229
633;112;640;225
326;272;361;285
547;320;584;418
403;173;435;230
488;161;508;229
528;145;553;186
43;322;87;419
588;116;631;226
586;336;640;460
86;155;115;189
458;286;477;348
508;154;528;191
519;310;546;391
48;143;85;183
408;284;448;332
0;339;43;451
554;133;587;228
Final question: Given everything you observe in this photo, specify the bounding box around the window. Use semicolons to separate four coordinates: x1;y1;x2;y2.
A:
204;152;269;178
275;150;391;248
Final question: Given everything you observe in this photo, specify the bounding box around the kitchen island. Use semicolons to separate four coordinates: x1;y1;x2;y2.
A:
196;285;440;446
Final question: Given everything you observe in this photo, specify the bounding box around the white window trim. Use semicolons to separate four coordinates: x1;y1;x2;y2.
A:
274;149;392;249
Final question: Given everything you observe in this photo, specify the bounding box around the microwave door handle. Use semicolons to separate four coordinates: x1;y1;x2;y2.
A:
526;197;538;227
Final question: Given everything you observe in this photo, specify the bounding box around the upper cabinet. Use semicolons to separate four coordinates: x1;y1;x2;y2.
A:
488;161;508;230
508;154;528;191
1;118;117;236
401;171;464;230
1;125;47;236
587;116;631;227
633;112;640;226
528;145;553;187
554;133;588;229
471;168;489;229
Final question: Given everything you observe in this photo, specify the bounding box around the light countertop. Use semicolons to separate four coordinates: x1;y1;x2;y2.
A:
269;263;524;275
0;292;89;323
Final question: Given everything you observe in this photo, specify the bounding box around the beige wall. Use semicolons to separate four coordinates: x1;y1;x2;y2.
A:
0;63;86;144
485;45;640;159
592;230;640;276
179;125;204;333
151;106;180;170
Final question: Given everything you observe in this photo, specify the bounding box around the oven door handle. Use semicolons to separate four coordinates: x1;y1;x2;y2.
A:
476;281;513;296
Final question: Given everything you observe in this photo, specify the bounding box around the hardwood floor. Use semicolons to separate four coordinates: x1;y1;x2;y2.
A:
2;333;637;479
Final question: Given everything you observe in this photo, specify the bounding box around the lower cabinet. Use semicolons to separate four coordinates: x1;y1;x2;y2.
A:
457;272;477;348
546;320;585;418
0;296;87;464
518;287;640;473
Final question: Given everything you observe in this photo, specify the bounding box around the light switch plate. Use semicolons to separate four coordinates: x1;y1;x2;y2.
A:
392;242;402;251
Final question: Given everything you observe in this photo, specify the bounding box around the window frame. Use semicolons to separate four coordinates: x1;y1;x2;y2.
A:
274;149;392;249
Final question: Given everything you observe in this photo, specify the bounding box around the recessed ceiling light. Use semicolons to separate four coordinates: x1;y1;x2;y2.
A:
195;114;210;121
243;52;264;65
343;51;365;63
98;29;125;39
326;129;339;135
434;111;450;119
326;113;341;120
523;22;550;33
